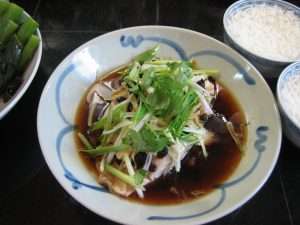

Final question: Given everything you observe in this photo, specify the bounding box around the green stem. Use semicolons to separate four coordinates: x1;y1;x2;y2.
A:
19;34;40;70
80;144;130;157
0;0;10;16
0;19;18;44
2;3;23;24
104;164;136;187
192;69;220;77
17;17;39;45
77;132;93;150
134;45;159;63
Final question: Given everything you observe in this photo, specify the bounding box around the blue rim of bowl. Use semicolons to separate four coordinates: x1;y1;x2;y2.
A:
277;61;300;131
223;0;300;65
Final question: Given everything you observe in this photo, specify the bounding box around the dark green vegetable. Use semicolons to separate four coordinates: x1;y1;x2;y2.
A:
124;125;169;152
143;75;186;120
0;35;22;93
0;0;10;16
0;19;18;44
0;1;40;101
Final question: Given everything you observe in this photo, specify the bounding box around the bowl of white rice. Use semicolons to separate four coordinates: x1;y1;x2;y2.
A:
277;61;300;148
223;0;300;78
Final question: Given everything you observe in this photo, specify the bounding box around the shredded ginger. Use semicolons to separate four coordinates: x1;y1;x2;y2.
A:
281;73;300;126
227;4;300;61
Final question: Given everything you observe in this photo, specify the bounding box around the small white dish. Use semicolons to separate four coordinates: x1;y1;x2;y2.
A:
223;0;300;78
37;26;281;225
277;61;300;148
0;29;42;119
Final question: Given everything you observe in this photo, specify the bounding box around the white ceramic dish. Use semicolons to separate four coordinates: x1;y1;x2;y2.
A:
0;28;42;119
223;0;300;78
37;26;281;225
277;61;300;148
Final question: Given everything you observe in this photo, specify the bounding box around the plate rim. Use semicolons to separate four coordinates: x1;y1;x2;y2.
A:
37;25;282;225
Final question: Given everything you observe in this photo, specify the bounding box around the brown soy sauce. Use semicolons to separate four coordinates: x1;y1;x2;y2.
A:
75;76;247;205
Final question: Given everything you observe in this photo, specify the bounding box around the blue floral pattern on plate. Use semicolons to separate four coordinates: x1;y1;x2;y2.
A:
55;34;268;221
120;35;256;85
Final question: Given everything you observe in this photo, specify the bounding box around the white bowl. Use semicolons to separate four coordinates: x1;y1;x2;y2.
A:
0;29;42;119
37;26;281;225
277;61;300;148
223;0;300;78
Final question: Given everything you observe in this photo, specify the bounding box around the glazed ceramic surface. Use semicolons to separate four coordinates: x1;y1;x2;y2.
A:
37;26;281;225
277;61;300;148
223;0;300;77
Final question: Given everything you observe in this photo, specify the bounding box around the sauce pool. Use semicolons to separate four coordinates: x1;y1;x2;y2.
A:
75;80;247;205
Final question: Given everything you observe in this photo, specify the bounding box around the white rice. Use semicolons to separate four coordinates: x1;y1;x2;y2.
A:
281;73;300;125
227;4;300;61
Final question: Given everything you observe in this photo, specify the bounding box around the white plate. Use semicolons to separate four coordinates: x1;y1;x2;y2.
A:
37;26;281;225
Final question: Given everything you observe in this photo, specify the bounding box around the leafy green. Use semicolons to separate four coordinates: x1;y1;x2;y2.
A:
123;59;196;123
88;47;214;156
143;75;186;119
124;125;168;152
169;90;199;137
